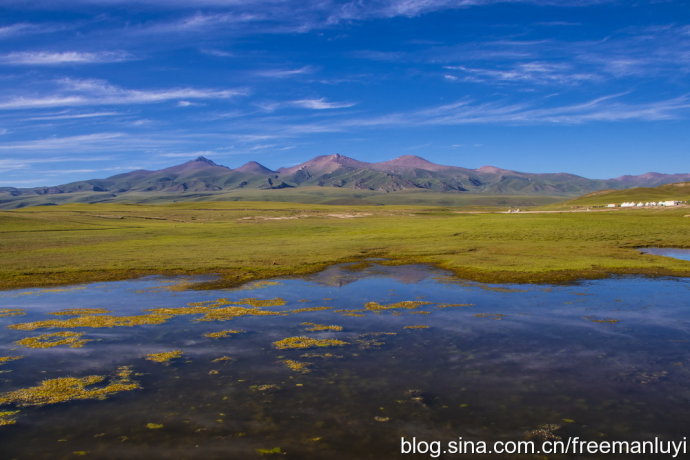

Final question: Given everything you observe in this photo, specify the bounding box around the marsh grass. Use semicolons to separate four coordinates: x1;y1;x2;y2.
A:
272;337;349;350
0;370;139;407
0;202;689;291
145;350;183;363
16;331;90;349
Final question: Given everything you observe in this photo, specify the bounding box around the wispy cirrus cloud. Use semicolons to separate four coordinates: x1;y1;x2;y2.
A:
256;66;316;78
0;132;125;150
0;51;132;65
0;23;35;37
348;93;690;127
291;98;356;110
242;92;690;137
444;62;600;85
257;97;357;112
0;78;246;110
24;111;124;121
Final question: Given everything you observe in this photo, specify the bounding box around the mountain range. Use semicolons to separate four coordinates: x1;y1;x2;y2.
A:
1;154;689;208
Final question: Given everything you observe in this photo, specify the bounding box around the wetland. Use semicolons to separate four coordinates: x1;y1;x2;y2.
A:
1;262;689;459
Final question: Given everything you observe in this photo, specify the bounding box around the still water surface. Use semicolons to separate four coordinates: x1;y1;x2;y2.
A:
640;247;690;261
0;263;689;459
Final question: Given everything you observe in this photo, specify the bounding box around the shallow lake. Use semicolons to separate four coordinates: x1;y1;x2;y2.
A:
1;263;689;459
640;247;690;261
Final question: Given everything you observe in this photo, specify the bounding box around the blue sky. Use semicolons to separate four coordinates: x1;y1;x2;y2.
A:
0;0;689;186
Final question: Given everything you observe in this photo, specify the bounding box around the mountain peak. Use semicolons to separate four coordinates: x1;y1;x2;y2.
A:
374;155;451;172
477;166;503;174
160;156;229;174
279;153;369;175
235;161;275;174
193;156;217;165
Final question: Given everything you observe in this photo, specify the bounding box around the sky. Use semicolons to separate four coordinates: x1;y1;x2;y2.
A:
0;0;689;187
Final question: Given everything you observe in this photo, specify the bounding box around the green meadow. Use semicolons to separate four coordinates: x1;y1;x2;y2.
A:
1;201;689;290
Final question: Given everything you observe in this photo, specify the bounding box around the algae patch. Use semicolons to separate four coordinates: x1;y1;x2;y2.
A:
281;359;311;373
0;371;139;407
196;306;283;322
301;322;343;332
0;308;25;318
204;329;244;338
273;336;349;350
0;410;20;426
49;308;111;316
16;331;91;349
291;306;332;313
364;301;432;312
145;350;183;363
8;313;172;331
147;297;287;322
0;356;23;365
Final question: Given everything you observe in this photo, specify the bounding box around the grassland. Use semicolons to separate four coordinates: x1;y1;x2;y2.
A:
0;201;689;290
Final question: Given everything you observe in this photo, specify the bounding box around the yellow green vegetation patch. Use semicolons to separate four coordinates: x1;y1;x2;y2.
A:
227;297;286;307
436;303;475;308
404;325;430;329
211;356;233;362
257;447;285;455
364;301;432;312
203;329;244;338
473;313;506;320
0;373;139;407
0;356;23;365
146;423;164;429
291;306;332;313
146;306;213;316
0;308;25;318
16;331;91;349
145;350;183;363
584;316;620;324
273;336;349;350
147;298;286;322
8;313;172;331
300;352;342;359
301;322;343;332
0;410;20;426
196;306;283;322
49;308;111;316
282;359;311;373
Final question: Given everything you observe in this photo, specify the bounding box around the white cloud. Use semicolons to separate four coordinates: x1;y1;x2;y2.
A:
200;48;234;57
25;111;123;120
256;66;316;78
290;98;356;110
176;100;205;107
444;62;600;85
0;23;34;38
0;79;246;110
0;132;124;150
347;93;690;126
0;51;132;65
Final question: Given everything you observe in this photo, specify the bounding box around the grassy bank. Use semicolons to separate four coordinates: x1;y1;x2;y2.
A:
1;202;689;290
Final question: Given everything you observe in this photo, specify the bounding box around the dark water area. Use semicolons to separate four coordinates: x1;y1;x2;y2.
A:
0;263;689;459
641;247;690;261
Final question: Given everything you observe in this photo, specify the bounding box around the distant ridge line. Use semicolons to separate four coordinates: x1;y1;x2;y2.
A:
1;153;688;209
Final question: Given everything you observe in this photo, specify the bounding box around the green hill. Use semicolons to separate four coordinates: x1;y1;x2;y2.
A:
559;182;690;208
